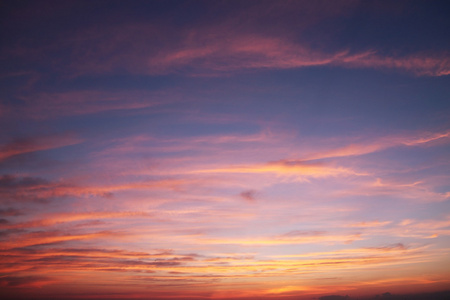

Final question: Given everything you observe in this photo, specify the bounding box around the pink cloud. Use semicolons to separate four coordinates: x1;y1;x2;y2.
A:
15;90;175;119
0;133;82;162
305;130;450;160
8;9;448;77
0;275;55;289
199;232;363;246
334;177;449;203
191;159;363;181
147;35;351;75
341;52;450;76
0;211;152;230
3;230;119;250
145;33;450;76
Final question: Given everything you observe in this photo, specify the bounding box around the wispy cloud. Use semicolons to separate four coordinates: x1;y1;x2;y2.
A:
342;53;450;76
0;133;82;162
192;159;363;181
199;231;363;246
5;2;449;78
148;34;450;76
3;230;120;250
306;130;450;160
334;177;450;203
0;173;212;204
0;211;152;231
0;275;55;288
13;90;174;119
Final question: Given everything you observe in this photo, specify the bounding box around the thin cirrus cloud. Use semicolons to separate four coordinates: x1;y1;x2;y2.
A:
191;159;362;181
0;211;151;231
12;90;174;119
0;133;82;162
305;130;450;161
333;177;450;203
200;232;363;246
148;35;450;76
60;27;450;77
0;173;215;204
338;216;450;240
6;5;448;78
3;230;120;250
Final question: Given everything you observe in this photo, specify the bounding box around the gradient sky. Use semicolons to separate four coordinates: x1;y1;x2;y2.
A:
1;1;450;299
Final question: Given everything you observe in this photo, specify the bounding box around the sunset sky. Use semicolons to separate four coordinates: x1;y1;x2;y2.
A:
1;1;450;299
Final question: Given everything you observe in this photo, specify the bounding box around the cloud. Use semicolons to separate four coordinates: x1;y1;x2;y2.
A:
0;211;153;231
200;231;363;246
0;133;82;162
0;173;206;204
240;190;257;202
0;174;110;204
335;178;449;203
0;245;202;284
0;275;54;288
319;296;350;300
394;217;450;238
367;243;407;252
269;243;428;270
148;35;352;74
340;217;450;240
0;208;23;217
0;238;442;299
306;130;450;160
0;174;59;203
4;2;448;78
342;53;450;76
192;159;362;181
346;220;392;228
14;90;173;119
146;33;450;76
3;230;120;250
0;174;48;189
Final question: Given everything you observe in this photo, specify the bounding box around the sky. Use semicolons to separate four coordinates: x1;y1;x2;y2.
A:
0;0;449;299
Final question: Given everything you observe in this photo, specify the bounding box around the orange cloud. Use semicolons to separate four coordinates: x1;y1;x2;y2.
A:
342;216;450;240
198;231;363;246
346;220;392;228
192;159;362;181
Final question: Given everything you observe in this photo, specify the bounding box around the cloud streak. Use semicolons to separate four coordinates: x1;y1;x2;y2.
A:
4;2;449;78
306;130;450;161
192;159;363;181
0;133;82;162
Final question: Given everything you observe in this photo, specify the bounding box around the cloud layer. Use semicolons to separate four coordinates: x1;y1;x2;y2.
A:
1;1;449;299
